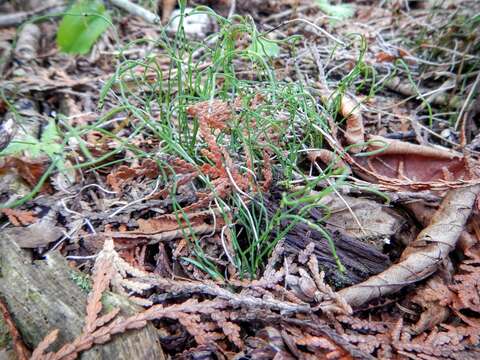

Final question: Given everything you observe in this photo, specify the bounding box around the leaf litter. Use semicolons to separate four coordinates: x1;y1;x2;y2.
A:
0;0;480;359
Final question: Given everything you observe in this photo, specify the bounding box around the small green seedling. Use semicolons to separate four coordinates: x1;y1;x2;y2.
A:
57;0;111;54
0;119;62;159
315;0;355;21
248;35;280;59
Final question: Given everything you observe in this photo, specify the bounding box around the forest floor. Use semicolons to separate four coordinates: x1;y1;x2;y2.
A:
0;0;480;359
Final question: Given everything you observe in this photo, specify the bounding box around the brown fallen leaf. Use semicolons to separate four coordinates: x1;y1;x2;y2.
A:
307;149;351;175
326;137;479;190
352;135;476;185
136;210;211;234
106;159;159;192
0;208;37;226
0;156;52;192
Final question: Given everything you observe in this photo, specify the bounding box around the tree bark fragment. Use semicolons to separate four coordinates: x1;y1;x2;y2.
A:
0;234;165;360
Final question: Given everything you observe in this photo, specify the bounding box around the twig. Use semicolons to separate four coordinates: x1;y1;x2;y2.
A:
455;70;480;130
0;5;66;28
146;276;312;314
279;18;345;46
109;0;160;24
100;223;219;244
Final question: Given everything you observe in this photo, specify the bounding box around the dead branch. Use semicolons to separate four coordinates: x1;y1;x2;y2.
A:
0;5;66;27
322;184;480;311
146;276;312;314
101;223;219;244
109;0;160;24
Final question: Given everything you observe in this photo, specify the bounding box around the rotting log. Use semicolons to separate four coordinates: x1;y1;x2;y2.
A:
0;234;165;360
264;195;391;287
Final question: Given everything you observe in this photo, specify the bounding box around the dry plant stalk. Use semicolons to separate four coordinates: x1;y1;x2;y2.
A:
322;184;480;311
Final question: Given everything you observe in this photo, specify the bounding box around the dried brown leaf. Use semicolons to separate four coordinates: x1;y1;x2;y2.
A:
0;208;37;226
340;96;364;152
324;184;480;310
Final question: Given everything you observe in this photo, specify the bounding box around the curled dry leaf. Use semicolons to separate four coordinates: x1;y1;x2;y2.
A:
136;210;211;234
340;95;365;152
353;135;478;186
323;184;480;311
352;135;480;191
323;108;480;189
307;148;351;175
161;0;177;23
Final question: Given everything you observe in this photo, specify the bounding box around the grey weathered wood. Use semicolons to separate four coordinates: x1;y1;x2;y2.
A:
0;234;165;360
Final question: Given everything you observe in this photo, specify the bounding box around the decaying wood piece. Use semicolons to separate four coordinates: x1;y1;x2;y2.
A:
14;23;40;62
264;196;391;286
0;234;165;360
0;298;30;360
324;184;480;310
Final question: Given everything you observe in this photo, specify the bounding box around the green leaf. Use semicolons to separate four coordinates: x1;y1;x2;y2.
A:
0;139;35;157
0;120;62;159
315;0;355;20
248;36;280;59
40;120;62;157
56;0;111;54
